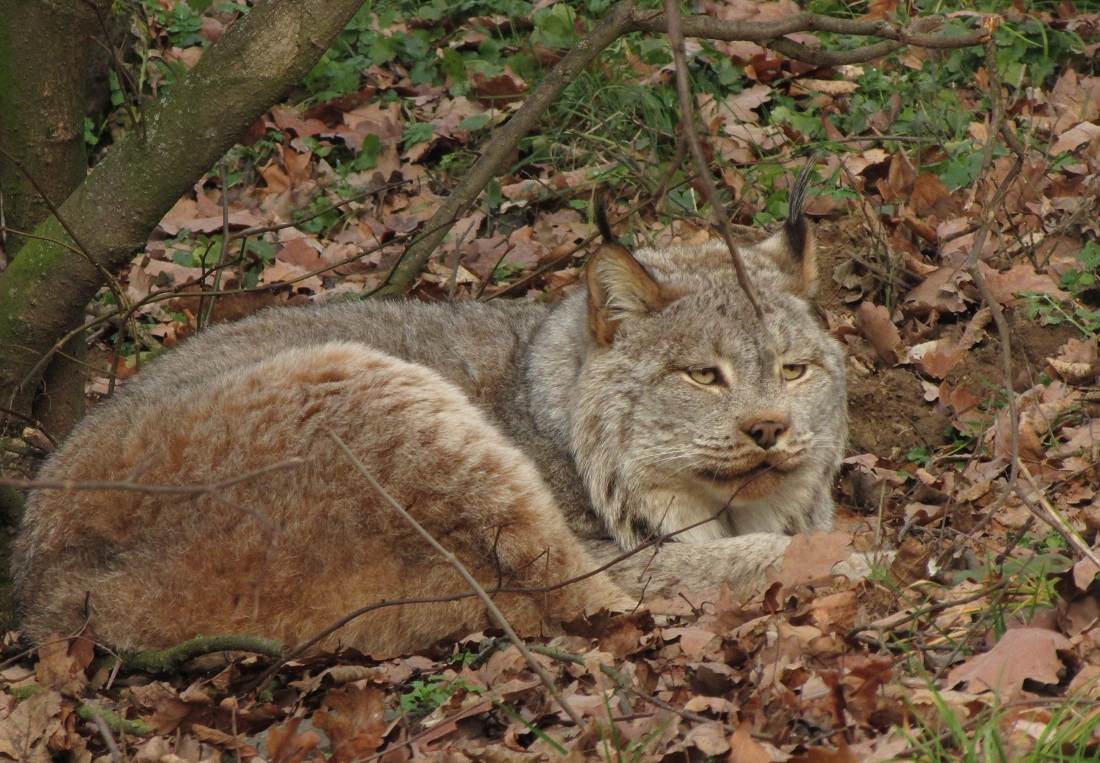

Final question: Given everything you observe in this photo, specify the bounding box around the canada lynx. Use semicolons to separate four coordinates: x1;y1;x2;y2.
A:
14;168;847;655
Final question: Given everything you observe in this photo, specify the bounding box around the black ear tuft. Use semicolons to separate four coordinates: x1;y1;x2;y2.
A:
594;196;619;245
784;159;815;264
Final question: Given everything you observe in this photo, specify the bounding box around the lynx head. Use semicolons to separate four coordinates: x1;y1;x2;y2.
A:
572;167;846;549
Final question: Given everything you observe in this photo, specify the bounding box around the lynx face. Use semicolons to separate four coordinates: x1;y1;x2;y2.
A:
573;182;846;549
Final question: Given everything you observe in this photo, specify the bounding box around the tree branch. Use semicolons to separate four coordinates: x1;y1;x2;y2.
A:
628;11;990;52
0;0;369;422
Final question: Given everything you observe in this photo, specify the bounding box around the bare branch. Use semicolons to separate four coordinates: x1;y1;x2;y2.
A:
768;37;902;66
628;10;990;52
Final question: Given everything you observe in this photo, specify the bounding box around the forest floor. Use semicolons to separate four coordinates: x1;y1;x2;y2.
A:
3;1;1100;761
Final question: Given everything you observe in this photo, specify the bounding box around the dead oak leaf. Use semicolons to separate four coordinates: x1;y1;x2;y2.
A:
768;530;856;589
0;689;63;763
1051;121;1100;155
470;65;527;104
902;254;971;315
663;626;719;660
312;684;388;763
946;627;1073;701
727;722;772;763
34;633;93;696
978;261;1070;306
903;338;964;380
855;302;901;365
267;717;322;763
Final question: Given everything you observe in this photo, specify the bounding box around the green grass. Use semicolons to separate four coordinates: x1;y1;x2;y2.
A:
900;681;1100;763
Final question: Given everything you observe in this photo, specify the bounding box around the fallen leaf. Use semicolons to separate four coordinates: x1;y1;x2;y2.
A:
769;531;857;588
0;689;62;763
727;722;772;763
946;628;1072;700
312;684;388;762
268;717;322;763
855;302;901;365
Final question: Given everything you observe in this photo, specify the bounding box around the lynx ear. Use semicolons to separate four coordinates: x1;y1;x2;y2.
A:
755;162;818;297
587;206;666;344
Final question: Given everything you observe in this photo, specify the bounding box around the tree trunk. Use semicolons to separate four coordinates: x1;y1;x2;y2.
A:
0;0;368;433
0;0;113;438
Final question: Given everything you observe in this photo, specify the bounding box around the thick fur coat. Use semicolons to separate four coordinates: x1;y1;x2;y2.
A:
14;170;847;654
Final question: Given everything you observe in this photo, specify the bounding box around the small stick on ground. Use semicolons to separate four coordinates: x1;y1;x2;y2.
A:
326;429;585;728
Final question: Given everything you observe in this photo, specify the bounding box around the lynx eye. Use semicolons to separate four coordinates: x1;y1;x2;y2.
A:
686;367;721;385
781;363;808;381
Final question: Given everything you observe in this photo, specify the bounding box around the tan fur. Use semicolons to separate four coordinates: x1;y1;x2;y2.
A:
14;170;846;654
14;344;629;654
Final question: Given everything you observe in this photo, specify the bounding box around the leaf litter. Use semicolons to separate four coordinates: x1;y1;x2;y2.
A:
7;0;1100;760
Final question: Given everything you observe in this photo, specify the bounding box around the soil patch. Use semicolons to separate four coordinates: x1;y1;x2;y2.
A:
815;224;1081;459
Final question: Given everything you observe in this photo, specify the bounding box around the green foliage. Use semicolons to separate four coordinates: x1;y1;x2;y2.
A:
1020;293;1100;338
901;679;1100;763
398;673;475;717
905;446;933;466
531;4;580;50
142;0;205;48
1017;239;1100;337
1060;241;1100;294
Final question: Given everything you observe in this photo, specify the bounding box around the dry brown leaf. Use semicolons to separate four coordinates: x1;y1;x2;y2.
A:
946;627;1073;700
979;262;1070;306
726;722;772;763
267;717;323;763
909;172;957;218
664;626;718;660
903;255;970;315
685;723;730;757
1073;557;1100;591
470;65;527;103
809;590;860;633
276;236;324;269
0;689;62;763
312;684;388;762
190;724;258;758
790;78;860;96
906;338;965;380
1050;121;1100;154
769;531;856;588
855;302;901;365
34;635;91;696
722;84;772;122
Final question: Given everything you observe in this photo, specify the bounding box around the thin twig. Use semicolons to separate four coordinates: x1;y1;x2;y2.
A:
325;429;584;728
92;714;124;763
1017;462;1100;570
662;0;766;326
199;160;234;329
527;644;734;731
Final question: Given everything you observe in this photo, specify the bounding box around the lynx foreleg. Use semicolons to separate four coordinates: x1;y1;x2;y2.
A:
587;533;792;599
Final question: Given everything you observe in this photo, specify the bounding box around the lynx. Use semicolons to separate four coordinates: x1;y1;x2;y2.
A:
13;168;847;655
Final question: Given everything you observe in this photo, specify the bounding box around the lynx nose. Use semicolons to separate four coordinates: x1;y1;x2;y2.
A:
742;418;788;449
